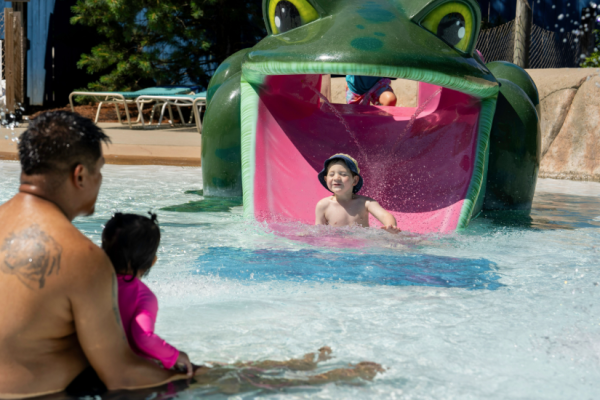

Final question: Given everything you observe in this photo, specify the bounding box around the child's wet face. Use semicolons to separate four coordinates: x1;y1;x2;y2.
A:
326;161;359;196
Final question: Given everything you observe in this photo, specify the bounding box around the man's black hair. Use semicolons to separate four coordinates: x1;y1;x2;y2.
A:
102;212;161;281
18;111;111;176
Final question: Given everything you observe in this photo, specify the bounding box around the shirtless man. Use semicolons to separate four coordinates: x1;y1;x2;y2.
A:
0;111;186;398
315;154;400;233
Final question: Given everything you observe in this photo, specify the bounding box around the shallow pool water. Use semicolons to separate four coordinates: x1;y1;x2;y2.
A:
1;161;600;399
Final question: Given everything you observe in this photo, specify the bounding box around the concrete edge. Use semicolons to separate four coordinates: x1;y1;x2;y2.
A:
539;171;600;183
0;152;201;167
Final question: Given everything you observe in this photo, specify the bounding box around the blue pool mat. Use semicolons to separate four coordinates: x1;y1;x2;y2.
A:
194;248;503;290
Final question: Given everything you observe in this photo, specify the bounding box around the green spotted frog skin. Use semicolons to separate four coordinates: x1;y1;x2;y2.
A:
200;0;540;224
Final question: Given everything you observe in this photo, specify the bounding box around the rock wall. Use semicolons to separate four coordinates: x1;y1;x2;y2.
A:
528;69;600;181
333;69;600;181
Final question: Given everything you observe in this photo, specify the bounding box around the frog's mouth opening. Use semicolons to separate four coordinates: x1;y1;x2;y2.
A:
240;71;498;233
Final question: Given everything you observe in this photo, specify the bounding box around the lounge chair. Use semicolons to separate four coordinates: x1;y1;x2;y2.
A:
134;92;207;134
68;87;197;128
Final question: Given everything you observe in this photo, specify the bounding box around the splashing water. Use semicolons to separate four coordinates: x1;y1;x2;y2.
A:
387;88;442;157
306;79;441;164
306;83;369;163
0;104;25;135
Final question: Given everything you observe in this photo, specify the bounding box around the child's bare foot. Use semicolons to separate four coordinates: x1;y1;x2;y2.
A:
308;361;385;383
354;361;385;380
317;346;332;362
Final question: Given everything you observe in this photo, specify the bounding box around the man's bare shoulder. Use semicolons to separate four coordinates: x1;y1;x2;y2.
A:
0;198;110;290
61;229;112;284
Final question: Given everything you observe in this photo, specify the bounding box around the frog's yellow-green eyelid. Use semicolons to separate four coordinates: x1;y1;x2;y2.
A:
421;2;474;52
268;0;319;34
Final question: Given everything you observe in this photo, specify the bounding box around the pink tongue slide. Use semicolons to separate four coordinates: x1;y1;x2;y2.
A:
253;75;482;233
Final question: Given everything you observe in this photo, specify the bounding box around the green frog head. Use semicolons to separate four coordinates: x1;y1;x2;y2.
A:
242;0;498;98
202;0;538;233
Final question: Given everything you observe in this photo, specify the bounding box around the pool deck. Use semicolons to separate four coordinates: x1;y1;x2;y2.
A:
0;122;201;166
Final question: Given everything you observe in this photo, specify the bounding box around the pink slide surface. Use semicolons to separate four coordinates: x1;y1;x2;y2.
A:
253;75;482;234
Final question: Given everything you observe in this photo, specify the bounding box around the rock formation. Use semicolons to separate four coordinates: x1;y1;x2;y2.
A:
529;69;600;181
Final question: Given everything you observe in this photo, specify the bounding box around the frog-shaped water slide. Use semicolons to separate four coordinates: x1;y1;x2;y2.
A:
201;0;540;233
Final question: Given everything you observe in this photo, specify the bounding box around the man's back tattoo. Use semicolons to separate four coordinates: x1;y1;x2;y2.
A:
0;224;63;289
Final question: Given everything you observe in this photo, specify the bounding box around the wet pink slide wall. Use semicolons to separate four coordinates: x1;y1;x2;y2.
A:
253;75;482;233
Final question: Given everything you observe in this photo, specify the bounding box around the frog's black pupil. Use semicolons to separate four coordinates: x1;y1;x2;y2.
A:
437;13;466;46
275;1;302;33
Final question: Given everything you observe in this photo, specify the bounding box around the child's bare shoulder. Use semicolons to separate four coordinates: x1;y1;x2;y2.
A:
354;195;382;210
353;194;375;203
316;196;334;208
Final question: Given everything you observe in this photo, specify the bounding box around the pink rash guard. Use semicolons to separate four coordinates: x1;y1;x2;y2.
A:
117;275;179;369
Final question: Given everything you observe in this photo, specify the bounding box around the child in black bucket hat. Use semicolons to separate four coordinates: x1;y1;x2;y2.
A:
315;154;399;233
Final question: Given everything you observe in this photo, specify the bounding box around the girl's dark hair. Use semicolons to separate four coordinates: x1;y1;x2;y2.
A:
102;212;161;281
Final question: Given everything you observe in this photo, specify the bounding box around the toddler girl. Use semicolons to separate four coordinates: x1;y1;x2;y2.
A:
102;212;193;377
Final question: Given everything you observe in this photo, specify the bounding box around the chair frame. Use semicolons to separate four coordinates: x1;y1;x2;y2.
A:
69;92;156;129
134;95;207;134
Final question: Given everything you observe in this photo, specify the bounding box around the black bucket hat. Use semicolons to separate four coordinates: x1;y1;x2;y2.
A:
317;153;363;194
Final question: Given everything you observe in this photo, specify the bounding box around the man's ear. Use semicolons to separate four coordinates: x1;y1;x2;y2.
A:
72;164;86;189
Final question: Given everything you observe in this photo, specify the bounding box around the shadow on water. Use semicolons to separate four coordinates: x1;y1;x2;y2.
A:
161;190;243;213
477;192;600;231
194;247;503;290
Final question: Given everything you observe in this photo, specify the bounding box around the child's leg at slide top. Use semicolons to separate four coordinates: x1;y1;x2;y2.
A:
378;90;397;106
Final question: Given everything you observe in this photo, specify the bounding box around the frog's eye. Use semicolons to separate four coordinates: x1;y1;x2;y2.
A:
421;2;474;52
268;0;319;35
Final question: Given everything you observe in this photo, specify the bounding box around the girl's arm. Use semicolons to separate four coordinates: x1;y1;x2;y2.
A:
131;286;192;375
366;200;400;233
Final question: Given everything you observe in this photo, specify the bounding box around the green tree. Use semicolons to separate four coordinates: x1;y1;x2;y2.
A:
71;0;266;92
581;29;600;68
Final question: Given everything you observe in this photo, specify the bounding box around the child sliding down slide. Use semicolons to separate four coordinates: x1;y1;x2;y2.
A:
315;154;400;233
